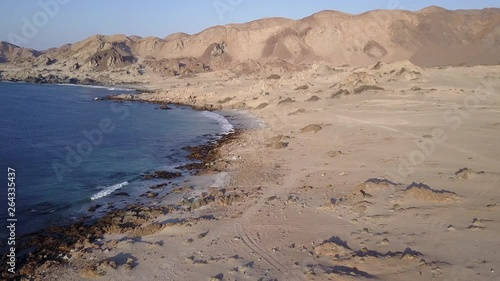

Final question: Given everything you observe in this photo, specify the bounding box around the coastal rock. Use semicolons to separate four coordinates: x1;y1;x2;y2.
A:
182;188;246;210
88;204;102;212
142;191;159;198
228;101;249;110
71;63;80;70
130;223;165;237
143;171;182;180
80;259;117;278
150;183;169;190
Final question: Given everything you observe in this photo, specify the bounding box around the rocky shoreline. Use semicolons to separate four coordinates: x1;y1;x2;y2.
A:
2;60;499;280
106;94;223;112
0;75;154;93
0;95;244;280
1;75;102;86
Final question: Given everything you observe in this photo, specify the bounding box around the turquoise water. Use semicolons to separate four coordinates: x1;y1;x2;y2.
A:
0;82;231;236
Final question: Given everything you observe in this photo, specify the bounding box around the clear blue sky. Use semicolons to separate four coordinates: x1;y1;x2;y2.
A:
1;0;498;50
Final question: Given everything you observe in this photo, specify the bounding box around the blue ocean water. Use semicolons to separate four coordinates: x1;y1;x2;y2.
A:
0;82;231;236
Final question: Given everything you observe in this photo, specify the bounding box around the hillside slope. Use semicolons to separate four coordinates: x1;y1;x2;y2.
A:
1;6;499;80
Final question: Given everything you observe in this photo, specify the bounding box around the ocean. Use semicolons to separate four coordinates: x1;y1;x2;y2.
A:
0;82;233;237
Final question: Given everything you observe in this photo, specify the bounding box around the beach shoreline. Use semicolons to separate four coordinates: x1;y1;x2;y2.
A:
0;86;255;280
2;61;500;280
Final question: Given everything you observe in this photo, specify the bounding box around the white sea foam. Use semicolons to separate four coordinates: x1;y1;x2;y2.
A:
106;87;136;92
58;84;136;92
200;111;234;134
90;181;129;201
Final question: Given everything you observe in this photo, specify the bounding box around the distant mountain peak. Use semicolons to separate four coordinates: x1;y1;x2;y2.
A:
419;5;449;13
1;6;499;70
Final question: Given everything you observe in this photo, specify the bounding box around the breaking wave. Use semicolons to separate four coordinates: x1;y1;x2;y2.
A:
90;181;129;201
200;111;234;135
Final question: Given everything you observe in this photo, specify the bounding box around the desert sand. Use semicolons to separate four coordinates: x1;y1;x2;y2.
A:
17;60;498;281
1;6;500;281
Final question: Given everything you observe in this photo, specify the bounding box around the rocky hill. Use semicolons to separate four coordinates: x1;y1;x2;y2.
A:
0;42;39;63
1;6;499;83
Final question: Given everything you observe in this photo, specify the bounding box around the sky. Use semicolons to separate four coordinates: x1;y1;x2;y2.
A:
1;0;499;50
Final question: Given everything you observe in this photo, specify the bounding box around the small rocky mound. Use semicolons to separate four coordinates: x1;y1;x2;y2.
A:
217;97;233;104
311;235;426;279
350;178;398;201
314;237;353;258
277;97;295;105
403;182;460;203
300;124;322;133
454;168;483;179
288;109;306;116
330;89;350;98
343;72;377;88
266;135;289;149
380;61;423;81
394;67;421;81
295;84;309;90
372;61;383;70
327;150;343;158
353;85;384;94
266;74;281;79
306;95;321;102
254;102;269;110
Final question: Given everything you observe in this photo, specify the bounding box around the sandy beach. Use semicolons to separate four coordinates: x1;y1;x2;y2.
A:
1;5;500;280
5;61;496;281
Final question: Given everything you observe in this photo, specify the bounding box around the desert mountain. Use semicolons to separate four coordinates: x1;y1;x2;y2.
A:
1;6;499;77
43;34;137;71
0;42;39;63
